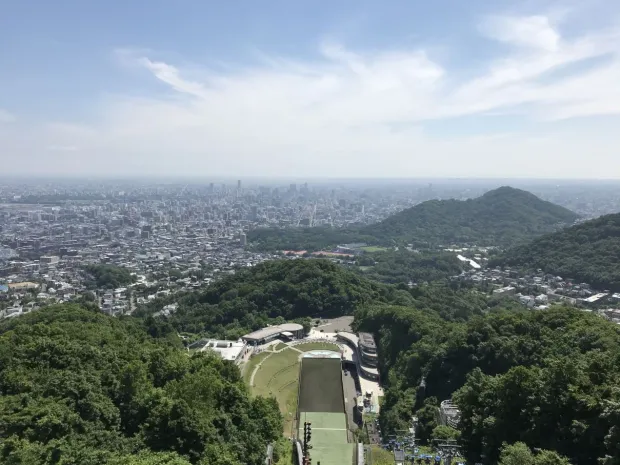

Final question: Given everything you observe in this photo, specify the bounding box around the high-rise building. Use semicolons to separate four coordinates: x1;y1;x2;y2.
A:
239;232;247;246
237;180;242;190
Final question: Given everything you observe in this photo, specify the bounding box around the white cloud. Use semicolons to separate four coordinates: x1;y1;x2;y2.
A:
479;15;561;51
2;9;620;178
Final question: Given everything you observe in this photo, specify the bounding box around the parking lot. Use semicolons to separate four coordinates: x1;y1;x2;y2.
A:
315;315;354;333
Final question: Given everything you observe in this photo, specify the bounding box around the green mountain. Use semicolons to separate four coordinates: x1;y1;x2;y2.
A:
140;259;412;338
140;259;497;338
363;186;578;246
248;186;578;250
494;212;620;291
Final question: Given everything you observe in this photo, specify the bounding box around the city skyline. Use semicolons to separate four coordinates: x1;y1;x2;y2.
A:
2;0;620;178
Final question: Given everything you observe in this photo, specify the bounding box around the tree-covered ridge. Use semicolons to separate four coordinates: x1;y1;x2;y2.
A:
493;212;620;291
84;264;137;289
363;186;578;247
354;305;620;465
0;305;282;465
247;226;374;252
247;187;579;251
139;259;410;339
356;249;464;284
140;259;496;339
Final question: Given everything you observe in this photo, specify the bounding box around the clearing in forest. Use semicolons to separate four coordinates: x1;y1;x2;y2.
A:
248;348;301;435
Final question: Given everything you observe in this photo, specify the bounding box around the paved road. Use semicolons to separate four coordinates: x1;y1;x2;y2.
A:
342;367;360;435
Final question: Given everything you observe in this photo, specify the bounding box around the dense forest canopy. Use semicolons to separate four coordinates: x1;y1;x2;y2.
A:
83;264;137;289
493;212;620;291
0;305;282;465
356;249;464;284
354;305;620;465
248;187;578;251
247;226;375;252
363;186;578;246
138;259;499;339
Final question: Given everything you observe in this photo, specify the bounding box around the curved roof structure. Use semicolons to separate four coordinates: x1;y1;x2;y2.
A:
242;323;304;341
336;331;359;347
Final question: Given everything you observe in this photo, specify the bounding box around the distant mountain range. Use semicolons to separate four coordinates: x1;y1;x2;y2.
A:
363;186;579;246
248;186;579;250
493;212;620;291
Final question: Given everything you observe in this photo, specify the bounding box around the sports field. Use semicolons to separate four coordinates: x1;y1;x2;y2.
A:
250;348;300;435
361;246;388;253
298;358;345;413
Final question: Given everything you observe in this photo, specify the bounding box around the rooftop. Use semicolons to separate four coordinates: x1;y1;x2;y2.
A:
242;323;304;341
200;339;246;362
358;332;376;349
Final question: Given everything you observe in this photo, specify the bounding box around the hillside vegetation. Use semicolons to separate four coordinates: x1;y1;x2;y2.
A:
0;305;282;465
138;259;398;339
364;186;578;246
354;305;620;465
494;212;620;291
356;249;464;284
140;259;498;338
84;264;137;289
248;187;578;250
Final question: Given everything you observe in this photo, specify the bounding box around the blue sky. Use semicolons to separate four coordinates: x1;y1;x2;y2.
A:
1;0;620;178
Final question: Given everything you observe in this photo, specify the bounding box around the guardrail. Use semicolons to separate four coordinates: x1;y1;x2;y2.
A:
294;439;304;465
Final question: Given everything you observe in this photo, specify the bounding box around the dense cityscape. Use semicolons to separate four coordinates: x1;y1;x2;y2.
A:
2;179;620;322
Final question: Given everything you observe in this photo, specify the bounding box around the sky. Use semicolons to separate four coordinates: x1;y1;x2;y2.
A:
1;0;620;179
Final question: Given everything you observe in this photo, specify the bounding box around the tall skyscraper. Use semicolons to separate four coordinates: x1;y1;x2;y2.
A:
237;180;242;190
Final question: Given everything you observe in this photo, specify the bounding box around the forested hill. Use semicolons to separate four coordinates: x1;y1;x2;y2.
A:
363;186;578;246
493;212;620;291
139;259;409;338
139;259;495;338
0;305;282;465
247;186;578;250
354;305;620;465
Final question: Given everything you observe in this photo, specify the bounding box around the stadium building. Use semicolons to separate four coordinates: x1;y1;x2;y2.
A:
336;331;380;381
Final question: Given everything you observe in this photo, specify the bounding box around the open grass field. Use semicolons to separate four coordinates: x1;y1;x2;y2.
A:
361;246;388;253
273;342;288;351
295;342;341;352
249;348;301;435
242;351;271;385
